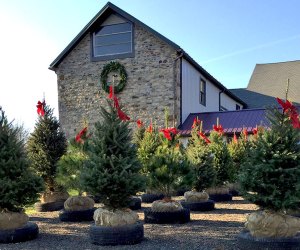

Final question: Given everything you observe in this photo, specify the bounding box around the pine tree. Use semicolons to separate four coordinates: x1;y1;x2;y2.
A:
147;128;191;197
209;131;233;186
27;104;67;192
239;105;300;211
0;109;43;212
132;120;146;147
186;122;216;192
81;99;145;210
228;131;250;183
56;128;90;195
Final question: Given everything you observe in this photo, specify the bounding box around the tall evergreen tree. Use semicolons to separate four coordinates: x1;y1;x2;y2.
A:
186;121;216;191
56;127;90;195
0;109;43;212
27;104;67;192
209;130;233;186
239;103;300;211
81;99;145;210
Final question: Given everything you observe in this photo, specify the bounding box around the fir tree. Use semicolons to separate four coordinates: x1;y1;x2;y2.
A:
228;131;250;182
239;104;300;211
209;131;234;186
186;121;216;192
27;104;67;192
0;109;43;212
81;99;145;210
56;128;90;195
148;128;191;197
132;120;146;147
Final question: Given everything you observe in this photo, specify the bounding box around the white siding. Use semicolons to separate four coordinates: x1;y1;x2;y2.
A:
181;59;243;122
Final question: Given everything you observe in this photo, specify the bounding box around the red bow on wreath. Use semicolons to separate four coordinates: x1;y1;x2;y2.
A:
36;100;45;116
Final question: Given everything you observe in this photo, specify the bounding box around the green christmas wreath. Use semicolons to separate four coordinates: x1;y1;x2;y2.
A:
100;61;127;94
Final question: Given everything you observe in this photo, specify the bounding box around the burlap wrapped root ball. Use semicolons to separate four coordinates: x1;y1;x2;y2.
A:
151;199;183;212
184;191;209;202
0;211;29;230
246;211;300;238
205;187;229;195
64;196;95;211
93;208;138;227
40;191;69;203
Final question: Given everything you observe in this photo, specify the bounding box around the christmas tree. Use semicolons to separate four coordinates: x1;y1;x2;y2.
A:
186;119;216;191
27;102;67;192
0;109;43;212
239;99;300;211
132;119;146;147
209;124;233;187
56;127;90;195
81;99;145;209
228;130;250;183
147;127;191;197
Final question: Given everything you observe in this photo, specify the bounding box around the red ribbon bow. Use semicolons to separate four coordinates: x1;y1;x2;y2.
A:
243;128;248;141
136;119;143;128
213;124;224;135
160;127;178;141
276;98;300;129
233;133;238;143
252;127;258;136
191;117;201;129
75;127;88;143
36;100;45;116
198;132;211;144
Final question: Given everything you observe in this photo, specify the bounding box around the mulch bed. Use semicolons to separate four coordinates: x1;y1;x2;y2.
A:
0;196;258;250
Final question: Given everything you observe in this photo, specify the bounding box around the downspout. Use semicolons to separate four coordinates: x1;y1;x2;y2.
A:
173;49;183;127
219;88;225;111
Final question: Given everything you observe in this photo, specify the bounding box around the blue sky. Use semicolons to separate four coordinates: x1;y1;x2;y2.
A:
1;0;300;131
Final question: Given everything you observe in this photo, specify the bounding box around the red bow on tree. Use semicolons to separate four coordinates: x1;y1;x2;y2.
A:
276;97;300;129
213;124;224;135
75;127;88;143
233;133;238;143
136;119;143;128
147;122;153;133
36;100;45;116
243;128;248;141
198;132;211;144
252;127;258;136
160;127;178;141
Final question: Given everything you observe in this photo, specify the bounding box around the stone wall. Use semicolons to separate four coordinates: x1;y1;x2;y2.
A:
54;24;180;138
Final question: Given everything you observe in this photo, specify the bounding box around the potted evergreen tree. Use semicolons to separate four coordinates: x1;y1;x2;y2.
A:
0;109;43;243
181;118;216;211
143;126;191;224
137;122;165;203
56;127;95;222
237;98;300;249
207;121;234;202
27;101;68;212
81;97;145;246
227;130;250;196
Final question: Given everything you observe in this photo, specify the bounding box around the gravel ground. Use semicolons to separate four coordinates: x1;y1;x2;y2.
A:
0;196;258;250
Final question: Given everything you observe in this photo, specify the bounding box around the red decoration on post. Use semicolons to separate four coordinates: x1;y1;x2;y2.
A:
147;122;153;133
36;100;45;116
213;124;224;135
276;97;300;129
191;117;201;129
243;128;248;141
252;127;258;136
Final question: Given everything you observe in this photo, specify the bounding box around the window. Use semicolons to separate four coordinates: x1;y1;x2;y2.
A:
200;78;206;106
92;22;133;60
236;104;241;110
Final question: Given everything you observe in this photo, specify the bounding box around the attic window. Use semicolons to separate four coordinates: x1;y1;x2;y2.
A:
92;22;133;60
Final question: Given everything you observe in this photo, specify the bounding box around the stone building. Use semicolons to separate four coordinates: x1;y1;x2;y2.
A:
49;2;245;138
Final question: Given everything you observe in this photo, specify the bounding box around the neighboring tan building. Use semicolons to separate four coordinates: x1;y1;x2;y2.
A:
49;2;245;138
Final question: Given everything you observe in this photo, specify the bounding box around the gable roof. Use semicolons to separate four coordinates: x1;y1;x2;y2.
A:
247;60;300;104
49;2;246;107
179;108;270;136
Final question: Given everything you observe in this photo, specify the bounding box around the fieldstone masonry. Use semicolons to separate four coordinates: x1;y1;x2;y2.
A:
53;24;181;138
